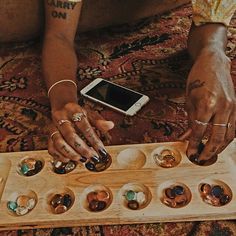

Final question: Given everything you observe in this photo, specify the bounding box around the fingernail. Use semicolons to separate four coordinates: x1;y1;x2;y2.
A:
99;148;108;158
85;162;96;171
91;156;100;163
80;156;87;163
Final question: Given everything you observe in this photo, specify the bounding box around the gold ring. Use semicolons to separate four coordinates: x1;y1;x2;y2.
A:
71;112;86;122
50;131;60;140
58;119;71;126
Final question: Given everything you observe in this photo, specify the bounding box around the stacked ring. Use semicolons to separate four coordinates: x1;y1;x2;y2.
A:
71;112;86;122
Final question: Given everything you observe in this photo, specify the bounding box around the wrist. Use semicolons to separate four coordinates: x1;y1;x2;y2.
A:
199;44;225;56
49;83;78;110
197;45;231;66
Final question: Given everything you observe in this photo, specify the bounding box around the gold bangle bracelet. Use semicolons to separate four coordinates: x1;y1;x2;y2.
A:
47;80;77;97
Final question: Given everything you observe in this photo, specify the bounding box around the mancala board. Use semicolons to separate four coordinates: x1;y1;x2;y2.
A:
0;140;235;231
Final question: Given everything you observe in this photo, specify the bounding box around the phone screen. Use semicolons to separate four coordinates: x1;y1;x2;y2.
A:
85;80;142;111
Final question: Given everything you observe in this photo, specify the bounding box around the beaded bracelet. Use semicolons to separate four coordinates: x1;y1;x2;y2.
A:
47;80;77;97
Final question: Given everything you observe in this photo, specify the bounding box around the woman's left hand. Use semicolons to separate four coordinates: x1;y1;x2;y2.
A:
182;47;236;161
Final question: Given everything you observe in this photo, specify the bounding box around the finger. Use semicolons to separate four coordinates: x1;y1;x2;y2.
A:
93;120;114;133
52;110;98;162
186;111;211;157
215;109;236;154
48;135;70;163
70;110;106;155
56;120;98;162
178;128;192;141
86;109;114;133
77;119;106;155
198;112;231;161
51;130;82;162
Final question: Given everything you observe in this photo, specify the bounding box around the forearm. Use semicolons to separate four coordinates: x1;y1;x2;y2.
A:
42;34;78;110
187;23;228;61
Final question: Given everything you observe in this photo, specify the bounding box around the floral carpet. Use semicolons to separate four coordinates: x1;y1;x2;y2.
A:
0;4;236;236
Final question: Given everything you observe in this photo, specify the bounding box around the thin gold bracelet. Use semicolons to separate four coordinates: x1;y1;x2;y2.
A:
47;80;77;97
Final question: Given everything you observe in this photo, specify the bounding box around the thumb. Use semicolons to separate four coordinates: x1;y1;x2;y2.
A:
95;120;114;133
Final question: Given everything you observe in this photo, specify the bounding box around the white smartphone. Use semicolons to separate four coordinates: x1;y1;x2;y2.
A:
80;78;149;116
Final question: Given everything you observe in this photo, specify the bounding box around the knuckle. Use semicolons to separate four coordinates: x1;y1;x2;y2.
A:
197;96;217;110
54;139;65;148
64;102;79;111
205;99;216;110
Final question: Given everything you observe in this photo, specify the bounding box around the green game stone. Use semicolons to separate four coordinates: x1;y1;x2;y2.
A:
7;201;17;211
21;164;29;175
125;190;136;201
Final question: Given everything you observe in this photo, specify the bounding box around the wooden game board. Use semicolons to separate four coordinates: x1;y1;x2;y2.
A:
0;140;235;231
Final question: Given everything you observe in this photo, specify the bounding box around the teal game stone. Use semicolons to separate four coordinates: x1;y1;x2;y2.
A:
125;190;136;201
7;201;18;211
21;164;29;175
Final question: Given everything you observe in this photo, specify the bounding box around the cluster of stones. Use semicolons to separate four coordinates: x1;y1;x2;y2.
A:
200;183;231;206
50;193;73;214
124;190;147;210
7;194;36;216
87;190;110;212
52;160;77;174
153;149;177;168
19;158;43;176
163;185;188;208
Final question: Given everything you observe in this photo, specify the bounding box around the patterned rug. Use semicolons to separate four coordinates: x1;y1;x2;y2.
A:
0;4;236;236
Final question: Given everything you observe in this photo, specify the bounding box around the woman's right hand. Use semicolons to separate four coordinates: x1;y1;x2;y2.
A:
48;102;114;165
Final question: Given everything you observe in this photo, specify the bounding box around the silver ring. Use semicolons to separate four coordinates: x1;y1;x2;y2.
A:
213;123;232;128
50;131;60;140
71;112;86;122
58;119;71;126
194;119;208;126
